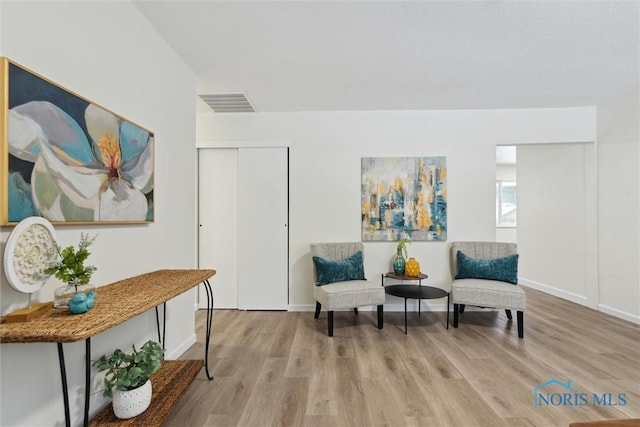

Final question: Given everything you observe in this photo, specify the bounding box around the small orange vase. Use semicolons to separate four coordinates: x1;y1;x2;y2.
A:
405;257;421;277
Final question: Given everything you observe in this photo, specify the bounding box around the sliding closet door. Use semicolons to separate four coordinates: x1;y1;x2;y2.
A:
237;147;288;310
198;148;238;309
198;146;288;310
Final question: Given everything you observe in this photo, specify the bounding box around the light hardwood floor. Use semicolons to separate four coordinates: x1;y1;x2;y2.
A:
165;288;640;427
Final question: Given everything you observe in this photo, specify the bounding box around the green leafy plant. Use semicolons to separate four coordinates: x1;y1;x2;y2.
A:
397;238;411;259
93;340;164;398
44;233;97;289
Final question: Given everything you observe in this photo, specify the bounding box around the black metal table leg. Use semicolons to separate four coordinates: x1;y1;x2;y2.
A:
162;303;166;348
404;297;408;334
418;279;421;316
58;337;92;427
155;303;167;350
155;306;161;347
57;343;71;427
203;279;214;380
446;293;450;329
84;338;91;427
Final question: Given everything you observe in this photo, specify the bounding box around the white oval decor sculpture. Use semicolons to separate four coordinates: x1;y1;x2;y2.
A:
112;379;152;419
4;216;57;294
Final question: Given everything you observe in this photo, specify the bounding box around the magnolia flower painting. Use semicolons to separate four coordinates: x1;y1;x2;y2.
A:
2;58;154;224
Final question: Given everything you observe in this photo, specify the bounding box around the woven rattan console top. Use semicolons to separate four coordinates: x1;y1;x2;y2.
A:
0;269;215;343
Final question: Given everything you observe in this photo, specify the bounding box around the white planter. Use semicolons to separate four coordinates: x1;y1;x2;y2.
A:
112;379;152;419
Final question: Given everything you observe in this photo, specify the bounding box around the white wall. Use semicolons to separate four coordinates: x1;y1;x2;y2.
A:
496;164;516;181
0;2;198;426
197;107;597;311
595;59;640;321
598;141;640;320
496;164;517;243
517;143;594;306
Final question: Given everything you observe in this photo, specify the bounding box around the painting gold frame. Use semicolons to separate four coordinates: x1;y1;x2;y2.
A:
1;58;155;225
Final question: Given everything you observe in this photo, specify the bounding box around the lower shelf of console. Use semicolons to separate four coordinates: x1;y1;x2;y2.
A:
89;359;203;426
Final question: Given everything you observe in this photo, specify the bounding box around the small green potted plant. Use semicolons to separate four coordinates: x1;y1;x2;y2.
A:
397;238;411;259
393;237;411;275
93;340;164;419
45;233;98;311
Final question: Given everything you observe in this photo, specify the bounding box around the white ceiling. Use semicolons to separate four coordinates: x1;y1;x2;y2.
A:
133;1;639;117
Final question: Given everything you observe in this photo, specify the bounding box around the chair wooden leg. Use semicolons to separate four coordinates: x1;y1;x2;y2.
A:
328;311;334;337
314;301;321;319
517;311;524;338
459;304;466;313
453;303;459;327
377;305;383;329
505;309;512;320
353;307;358;315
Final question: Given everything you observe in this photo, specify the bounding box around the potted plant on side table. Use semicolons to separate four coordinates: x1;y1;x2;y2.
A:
45;233;98;313
93;340;164;419
393;237;411;275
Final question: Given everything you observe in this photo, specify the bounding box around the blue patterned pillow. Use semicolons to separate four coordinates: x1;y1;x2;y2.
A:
313;251;366;286
455;251;519;284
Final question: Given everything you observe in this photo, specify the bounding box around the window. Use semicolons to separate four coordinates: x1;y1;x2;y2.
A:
496;181;517;227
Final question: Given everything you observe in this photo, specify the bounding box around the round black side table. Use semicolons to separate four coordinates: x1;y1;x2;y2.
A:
382;273;449;334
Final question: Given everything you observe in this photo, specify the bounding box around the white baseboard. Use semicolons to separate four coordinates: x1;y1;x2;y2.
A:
288;304;315;311
598;304;640;324
519;278;640;325
385;300;450;312
288;301;449;312
166;333;196;360
292;281;640;324
519;278;589;306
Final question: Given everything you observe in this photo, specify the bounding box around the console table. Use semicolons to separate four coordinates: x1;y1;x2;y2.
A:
0;269;215;427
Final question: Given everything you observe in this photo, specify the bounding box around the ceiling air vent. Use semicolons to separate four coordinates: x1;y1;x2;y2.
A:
198;93;255;113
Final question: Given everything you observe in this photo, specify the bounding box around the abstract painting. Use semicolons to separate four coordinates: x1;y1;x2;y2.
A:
1;58;154;225
362;156;447;241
